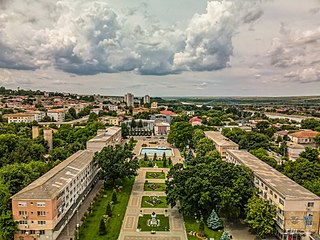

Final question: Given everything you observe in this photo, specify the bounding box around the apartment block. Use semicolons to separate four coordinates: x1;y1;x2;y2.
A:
5;113;35;123
47;109;66;122
12;150;99;240
86;126;122;152
98;116;119;126
226;149;320;240
124;93;134;107
143;95;150;104
204;131;239;159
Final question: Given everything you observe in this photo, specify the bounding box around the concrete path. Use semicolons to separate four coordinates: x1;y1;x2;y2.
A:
118;168;187;240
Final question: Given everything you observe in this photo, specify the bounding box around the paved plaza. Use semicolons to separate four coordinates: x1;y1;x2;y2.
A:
118;138;187;240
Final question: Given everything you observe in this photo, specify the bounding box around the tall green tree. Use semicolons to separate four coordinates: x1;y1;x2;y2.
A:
0;211;17;240
167;122;193;150
121;123;129;139
94;145;139;187
245;195;276;238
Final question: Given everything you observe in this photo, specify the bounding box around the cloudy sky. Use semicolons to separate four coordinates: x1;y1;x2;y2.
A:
0;0;319;96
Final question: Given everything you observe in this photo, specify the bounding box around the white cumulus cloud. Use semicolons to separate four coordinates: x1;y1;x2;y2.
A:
0;0;263;75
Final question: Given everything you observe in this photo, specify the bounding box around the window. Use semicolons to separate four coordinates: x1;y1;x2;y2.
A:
19;211;27;216
37;202;45;207
20;230;27;234
18;202;27;207
39;230;45;235
308;202;314;208
38;221;46;225
274;194;277;199
270;190;273;195
278;208;284;215
30;230;35;234
37;211;46;216
279;198;284;206
19;220;27;224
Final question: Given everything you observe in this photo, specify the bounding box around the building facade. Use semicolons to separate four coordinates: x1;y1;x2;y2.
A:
5;114;35;123
288;130;318;145
226;149;320;240
12;150;99;240
143;95;150;104
47;109;66;122
124;93;134;107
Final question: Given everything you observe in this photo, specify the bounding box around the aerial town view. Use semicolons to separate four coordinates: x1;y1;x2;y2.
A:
0;1;319;240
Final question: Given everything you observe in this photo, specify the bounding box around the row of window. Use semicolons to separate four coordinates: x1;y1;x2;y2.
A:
18;202;45;207
19;220;46;225
20;230;45;234
256;178;285;206
18;211;46;216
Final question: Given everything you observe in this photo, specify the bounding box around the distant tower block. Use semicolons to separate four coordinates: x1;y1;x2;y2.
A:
43;129;53;151
32;126;39;139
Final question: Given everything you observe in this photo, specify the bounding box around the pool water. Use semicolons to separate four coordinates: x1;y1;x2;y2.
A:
140;147;173;156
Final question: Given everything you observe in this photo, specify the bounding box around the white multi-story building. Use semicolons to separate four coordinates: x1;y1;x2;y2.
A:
5;113;35;123
143;95;150;104
86;126;122;152
226;149;320;240
124;93;134;107
47;109;66;122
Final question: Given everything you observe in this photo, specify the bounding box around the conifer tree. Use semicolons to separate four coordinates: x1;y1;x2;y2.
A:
207;208;222;230
99;219;107;235
162;152;167;167
153;153;157;161
106;202;112;217
112;191;118;204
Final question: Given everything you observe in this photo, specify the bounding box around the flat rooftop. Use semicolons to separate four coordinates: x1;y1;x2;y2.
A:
205;131;239;147
227;149;320;201
12;150;94;200
87;126;121;142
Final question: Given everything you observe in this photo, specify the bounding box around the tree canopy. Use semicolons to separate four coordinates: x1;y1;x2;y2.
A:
245;195;276;238
94;145;139;187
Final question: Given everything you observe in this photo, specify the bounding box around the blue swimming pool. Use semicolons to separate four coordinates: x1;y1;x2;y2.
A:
140;147;174;156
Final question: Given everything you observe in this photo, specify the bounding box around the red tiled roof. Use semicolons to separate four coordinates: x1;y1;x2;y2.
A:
189;117;202;123
160;110;175;115
289;130;318;138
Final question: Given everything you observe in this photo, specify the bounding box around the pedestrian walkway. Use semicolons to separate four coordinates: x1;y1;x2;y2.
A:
118;168;187;240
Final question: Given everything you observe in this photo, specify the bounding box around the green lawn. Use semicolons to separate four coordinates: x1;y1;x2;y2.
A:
184;216;223;240
146;171;166;179
139;160;172;168
144;182;166;191
138;214;170;231
78;177;134;240
141;196;167;208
